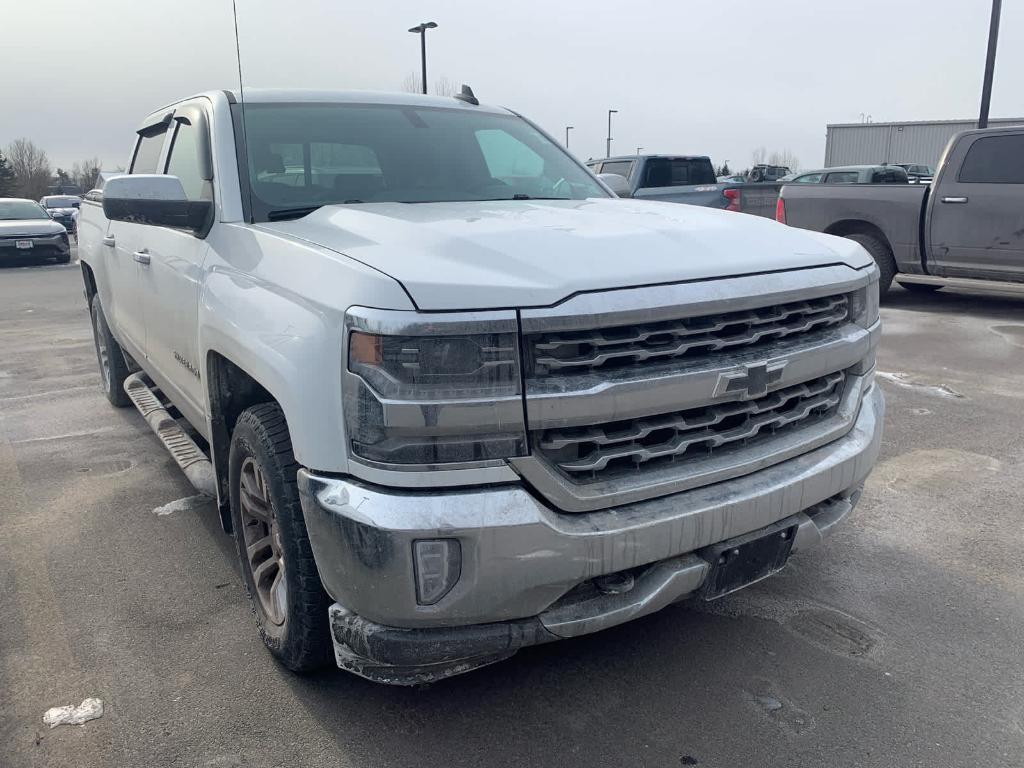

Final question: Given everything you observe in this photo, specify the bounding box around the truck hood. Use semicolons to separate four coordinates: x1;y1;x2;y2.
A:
0;219;67;237
258;198;871;310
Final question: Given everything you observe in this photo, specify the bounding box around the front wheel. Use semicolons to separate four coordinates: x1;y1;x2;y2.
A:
229;403;332;672
844;232;896;298
89;294;132;407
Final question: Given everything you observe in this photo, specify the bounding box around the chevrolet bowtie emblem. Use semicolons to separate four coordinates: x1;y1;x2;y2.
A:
714;360;788;399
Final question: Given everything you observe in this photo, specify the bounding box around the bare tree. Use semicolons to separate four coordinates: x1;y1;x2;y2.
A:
751;146;767;166
768;150;800;172
7;138;52;200
401;72;422;94
433;76;456;97
400;72;457;96
71;157;102;191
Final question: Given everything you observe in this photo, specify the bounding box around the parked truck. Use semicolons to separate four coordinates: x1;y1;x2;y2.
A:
777;125;1024;296
78;89;883;684
587;154;783;218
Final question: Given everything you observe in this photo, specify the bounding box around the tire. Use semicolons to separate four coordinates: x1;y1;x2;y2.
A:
845;232;896;298
229;403;332;672
899;282;943;294
89;294;132;407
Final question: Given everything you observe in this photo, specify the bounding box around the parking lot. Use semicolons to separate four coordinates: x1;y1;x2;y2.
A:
1;256;1022;767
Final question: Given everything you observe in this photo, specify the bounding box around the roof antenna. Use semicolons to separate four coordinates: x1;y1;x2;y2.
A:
231;0;254;222
454;84;479;106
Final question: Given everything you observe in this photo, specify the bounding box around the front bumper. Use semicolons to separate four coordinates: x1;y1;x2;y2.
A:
299;384;883;683
0;233;70;260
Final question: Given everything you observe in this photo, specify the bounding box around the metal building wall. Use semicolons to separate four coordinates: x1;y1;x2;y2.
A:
823;118;1024;167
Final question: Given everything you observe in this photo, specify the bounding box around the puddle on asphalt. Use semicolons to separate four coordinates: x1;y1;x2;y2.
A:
76;458;134;476
990;324;1024;348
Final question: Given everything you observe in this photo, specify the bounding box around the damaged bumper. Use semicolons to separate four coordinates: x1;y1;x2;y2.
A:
298;385;883;684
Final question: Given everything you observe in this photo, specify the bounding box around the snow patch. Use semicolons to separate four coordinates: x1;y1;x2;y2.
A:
43;698;104;728
153;495;209;516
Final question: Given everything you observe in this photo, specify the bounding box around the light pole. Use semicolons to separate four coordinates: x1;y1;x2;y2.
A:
565;126;574;149
606;109;617;157
636;147;643;156
979;0;1002;128
408;22;438;95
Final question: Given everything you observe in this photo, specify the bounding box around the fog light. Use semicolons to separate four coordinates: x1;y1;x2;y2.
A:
413;539;461;605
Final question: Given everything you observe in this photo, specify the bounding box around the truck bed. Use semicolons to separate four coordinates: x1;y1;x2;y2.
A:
780;183;928;273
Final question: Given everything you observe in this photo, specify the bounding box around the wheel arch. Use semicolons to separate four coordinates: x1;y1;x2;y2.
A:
205;350;286;532
824;219;893;255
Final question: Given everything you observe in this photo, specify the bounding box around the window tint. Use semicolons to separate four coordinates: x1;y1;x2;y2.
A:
640;158;716;187
870;168;907;184
475;130;544;179
600;161;633;179
165;119;210;201
794;173;823;183
959;134;1024;183
131;126;168;174
825;171;859;183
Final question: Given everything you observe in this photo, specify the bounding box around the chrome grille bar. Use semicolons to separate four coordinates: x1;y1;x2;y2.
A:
530;295;847;374
538;372;845;478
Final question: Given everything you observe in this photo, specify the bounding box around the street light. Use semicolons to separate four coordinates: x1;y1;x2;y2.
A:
565;126;574;149
636;147;643;156
606;110;617;157
979;0;1002;128
408;21;438;95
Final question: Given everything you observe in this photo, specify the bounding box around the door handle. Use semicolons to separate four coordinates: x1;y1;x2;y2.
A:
132;250;152;265
941;196;968;204
102;235;116;247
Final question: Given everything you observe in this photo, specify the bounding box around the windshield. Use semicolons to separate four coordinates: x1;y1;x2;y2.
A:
0;201;50;220
238;102;607;220
44;196;80;208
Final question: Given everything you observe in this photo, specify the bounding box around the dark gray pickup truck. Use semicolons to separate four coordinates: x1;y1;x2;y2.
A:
778;126;1024;296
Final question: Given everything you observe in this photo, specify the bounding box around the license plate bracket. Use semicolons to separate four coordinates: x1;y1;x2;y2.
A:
698;519;797;600
16;240;33;249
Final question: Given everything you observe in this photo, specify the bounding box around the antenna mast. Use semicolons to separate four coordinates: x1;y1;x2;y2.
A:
231;0;253;222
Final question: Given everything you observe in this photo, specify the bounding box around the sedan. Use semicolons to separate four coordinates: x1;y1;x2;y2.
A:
40;194;82;235
0;198;72;264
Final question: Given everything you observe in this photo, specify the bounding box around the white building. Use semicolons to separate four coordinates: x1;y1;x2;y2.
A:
823;117;1024;168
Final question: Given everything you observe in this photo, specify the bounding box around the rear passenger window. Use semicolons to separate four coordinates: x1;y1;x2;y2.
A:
131;126;168;174
165;119;210;201
600;161;634;179
959;135;1024;183
825;171;859;183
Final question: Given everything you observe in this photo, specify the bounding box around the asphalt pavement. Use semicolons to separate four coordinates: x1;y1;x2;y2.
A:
1;256;1022;767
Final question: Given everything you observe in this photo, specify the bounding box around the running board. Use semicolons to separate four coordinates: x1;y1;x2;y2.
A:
897;274;1024;294
124;372;217;497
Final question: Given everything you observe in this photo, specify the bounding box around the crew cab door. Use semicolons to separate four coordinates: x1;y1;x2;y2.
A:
927;130;1024;278
105;119;171;355
136;103;214;429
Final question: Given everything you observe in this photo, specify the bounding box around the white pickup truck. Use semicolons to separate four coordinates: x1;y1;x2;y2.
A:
78;89;883;684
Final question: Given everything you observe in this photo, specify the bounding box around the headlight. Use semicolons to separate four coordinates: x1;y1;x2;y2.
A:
343;308;527;467
849;265;880;329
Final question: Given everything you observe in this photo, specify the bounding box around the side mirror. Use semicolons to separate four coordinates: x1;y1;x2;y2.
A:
597;173;632;198
103;174;212;235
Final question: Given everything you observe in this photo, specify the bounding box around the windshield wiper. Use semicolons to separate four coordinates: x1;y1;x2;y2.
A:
267;205;323;221
266;201;368;221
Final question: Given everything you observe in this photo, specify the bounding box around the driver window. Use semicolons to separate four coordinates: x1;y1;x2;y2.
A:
165;119;211;201
475;129;545;181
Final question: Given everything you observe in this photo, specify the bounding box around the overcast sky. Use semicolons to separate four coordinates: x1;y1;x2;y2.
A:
2;0;1022;173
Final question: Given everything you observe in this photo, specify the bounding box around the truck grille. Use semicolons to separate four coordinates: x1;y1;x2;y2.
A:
535;371;845;482
528;294;848;375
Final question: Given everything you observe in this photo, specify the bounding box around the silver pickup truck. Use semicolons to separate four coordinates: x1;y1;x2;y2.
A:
778;125;1024;296
78;88;883;684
